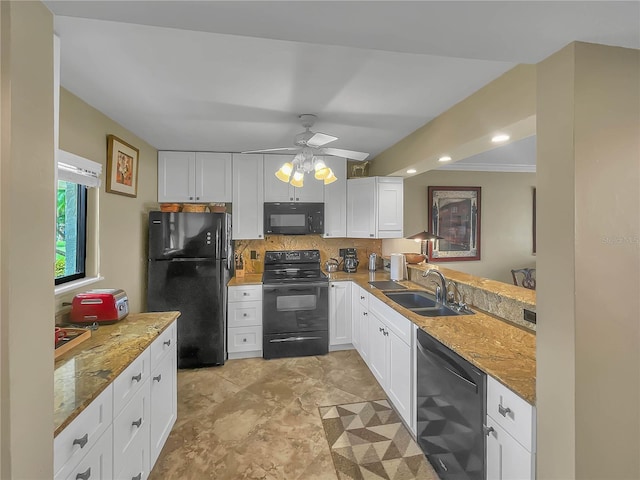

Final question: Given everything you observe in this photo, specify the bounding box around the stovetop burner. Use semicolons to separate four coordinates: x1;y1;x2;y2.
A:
262;250;327;284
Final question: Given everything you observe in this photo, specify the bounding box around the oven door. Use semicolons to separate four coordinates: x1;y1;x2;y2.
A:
262;281;329;334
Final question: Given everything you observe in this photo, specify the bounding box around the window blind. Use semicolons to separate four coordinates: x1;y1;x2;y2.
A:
56;149;102;188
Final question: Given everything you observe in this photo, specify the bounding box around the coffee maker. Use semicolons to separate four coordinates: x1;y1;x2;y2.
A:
340;248;359;273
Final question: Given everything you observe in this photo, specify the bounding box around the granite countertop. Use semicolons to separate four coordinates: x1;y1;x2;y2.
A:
231;268;536;405
54;311;180;436
227;273;263;286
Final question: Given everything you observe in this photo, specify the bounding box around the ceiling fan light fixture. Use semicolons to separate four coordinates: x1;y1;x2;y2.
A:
323;169;337;185
290;170;304;188
275;162;293;183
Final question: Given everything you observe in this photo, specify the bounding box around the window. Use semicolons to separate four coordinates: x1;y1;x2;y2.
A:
55;149;102;286
55;180;87;284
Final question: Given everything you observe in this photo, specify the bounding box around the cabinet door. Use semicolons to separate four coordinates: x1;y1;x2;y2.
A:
59;428;113;480
377;178;403;237
486;416;534;480
149;347;177;468
263;155;294;202
387;329;412;425
113;379;150;477
158;151;195;202
294;169;325;202
368;311;387;387
329;281;352;346
347;178;376;238
195;152;232;202
322;156;347;238
232;154;264;239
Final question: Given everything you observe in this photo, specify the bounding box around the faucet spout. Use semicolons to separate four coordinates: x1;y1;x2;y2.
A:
422;269;447;304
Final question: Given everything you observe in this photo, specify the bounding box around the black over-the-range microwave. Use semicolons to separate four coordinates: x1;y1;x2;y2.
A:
264;202;324;235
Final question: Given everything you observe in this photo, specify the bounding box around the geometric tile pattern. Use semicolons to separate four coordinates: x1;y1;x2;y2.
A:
320;400;440;480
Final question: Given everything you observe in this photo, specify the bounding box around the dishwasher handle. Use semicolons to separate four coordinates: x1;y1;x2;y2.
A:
417;338;478;393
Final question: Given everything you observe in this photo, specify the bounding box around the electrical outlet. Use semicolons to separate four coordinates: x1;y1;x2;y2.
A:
339;248;346;257
250;250;257;260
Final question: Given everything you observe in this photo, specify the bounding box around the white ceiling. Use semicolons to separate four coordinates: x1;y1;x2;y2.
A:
46;1;640;167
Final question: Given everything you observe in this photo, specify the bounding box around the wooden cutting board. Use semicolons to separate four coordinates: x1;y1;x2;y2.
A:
54;328;91;359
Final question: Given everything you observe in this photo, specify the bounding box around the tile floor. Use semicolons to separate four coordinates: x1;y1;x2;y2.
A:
149;350;390;480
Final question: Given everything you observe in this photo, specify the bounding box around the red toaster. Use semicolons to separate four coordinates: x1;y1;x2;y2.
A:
70;289;129;324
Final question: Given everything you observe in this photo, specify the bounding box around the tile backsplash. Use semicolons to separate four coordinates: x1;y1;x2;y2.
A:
234;236;382;273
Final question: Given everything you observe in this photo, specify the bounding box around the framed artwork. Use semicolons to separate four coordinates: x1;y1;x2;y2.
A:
106;134;139;197
428;186;481;262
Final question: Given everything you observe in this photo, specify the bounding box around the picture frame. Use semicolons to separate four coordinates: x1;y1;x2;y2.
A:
106;134;139;197
428;186;481;262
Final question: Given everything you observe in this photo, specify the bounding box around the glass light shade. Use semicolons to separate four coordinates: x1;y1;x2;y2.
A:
275;162;293;183
314;166;330;180
323;169;337;185
290;170;304;188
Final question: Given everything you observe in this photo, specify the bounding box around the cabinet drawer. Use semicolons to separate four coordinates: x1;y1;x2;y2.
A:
228;301;262;327
487;376;535;451
54;384;113;477
60;427;113;480
113;348;151;416
113;378;150;471
228;326;262;352
369;296;412;345
114;429;150;480
228;285;262;302
150;321;177;367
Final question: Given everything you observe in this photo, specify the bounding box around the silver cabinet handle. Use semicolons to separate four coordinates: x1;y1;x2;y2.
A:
498;404;512;417
483;425;495;436
132;417;142;428
379;327;384;333
132;474;142;480
196;196;200;200
132;373;142;383
360;296;365;300
363;312;368;316
153;374;162;382
163;339;171;347
73;433;88;449
76;467;91;480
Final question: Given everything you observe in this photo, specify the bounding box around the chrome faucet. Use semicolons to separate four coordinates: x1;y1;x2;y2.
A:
422;269;447;304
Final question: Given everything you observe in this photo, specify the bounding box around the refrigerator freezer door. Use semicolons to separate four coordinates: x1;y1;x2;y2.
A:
147;259;225;367
148;211;229;260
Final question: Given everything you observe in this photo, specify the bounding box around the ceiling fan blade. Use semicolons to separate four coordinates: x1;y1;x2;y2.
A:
321;148;369;161
241;147;300;154
307;132;338;148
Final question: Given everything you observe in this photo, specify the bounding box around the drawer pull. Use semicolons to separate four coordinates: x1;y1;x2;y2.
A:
132;474;142;480
153;374;162;382
243;292;249;296
163;339;171;347
72;433;88;449
242;338;247;342
483;425;495;436
132;417;142;428
363;312;368;316
76;467;91;480
498;404;512;417
379;327;384;333
243;313;248;317
132;373;142;383
360;296;365;300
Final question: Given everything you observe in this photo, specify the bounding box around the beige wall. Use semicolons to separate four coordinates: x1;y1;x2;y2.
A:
370;64;536;178
58;88;158;313
390;170;536;284
537;42;640;479
0;2;55;478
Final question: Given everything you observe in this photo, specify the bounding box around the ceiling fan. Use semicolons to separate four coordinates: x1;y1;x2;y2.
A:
242;114;370;162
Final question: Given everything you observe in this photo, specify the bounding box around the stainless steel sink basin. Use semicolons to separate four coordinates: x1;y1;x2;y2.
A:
383;291;437;309
384;290;474;317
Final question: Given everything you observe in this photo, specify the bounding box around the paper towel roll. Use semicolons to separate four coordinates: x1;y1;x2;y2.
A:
389;253;406;281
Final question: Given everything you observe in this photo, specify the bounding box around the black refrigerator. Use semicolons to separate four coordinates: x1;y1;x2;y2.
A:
147;211;232;368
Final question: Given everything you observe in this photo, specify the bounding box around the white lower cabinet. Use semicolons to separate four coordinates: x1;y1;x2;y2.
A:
351;285;370;365
54;321;178;480
486;376;535;480
329;281;352;349
227;284;263;359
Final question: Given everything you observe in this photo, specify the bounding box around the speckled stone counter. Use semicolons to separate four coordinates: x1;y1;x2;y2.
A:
54;311;180;437
227;273;263;286
327;270;536;405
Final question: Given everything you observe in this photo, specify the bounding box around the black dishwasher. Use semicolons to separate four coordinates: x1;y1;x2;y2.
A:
416;329;486;480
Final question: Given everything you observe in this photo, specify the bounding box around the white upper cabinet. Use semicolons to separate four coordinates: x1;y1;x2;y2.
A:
322;156;347;238
158;151;232;203
232;153;264;240
263;155;324;203
347;176;403;238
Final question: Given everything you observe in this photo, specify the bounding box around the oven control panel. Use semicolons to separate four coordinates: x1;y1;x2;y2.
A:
264;250;321;264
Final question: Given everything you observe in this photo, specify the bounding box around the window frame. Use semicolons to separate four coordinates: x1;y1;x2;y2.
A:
55;181;88;285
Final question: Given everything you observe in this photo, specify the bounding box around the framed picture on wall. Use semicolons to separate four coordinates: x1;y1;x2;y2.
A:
428;186;481;262
106;134;139;197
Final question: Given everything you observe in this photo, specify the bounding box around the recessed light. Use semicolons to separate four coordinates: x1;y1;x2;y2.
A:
406;168;417;174
438;156;452;162
492;134;510;143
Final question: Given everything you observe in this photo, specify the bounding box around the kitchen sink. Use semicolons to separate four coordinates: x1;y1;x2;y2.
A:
383;291;437;309
411;305;471;317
